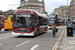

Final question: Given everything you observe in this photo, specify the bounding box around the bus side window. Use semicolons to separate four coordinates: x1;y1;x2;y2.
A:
32;15;37;26
39;17;44;26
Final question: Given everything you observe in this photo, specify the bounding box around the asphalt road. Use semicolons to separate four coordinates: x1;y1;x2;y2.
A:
0;28;64;50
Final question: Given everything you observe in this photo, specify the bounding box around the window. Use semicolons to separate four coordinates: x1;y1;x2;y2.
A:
4;17;8;20
28;3;30;5
11;17;13;22
39;17;48;26
25;0;29;1
13;14;32;28
35;3;37;6
35;8;37;11
25;3;27;5
38;0;42;2
33;3;35;5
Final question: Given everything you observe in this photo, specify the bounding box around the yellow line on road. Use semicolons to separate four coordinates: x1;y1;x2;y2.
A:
52;30;65;50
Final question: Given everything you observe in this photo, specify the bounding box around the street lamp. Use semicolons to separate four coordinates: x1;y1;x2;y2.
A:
23;0;25;9
67;0;68;25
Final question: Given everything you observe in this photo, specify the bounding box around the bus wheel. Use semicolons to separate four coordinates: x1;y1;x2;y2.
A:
37;30;39;35
45;28;46;31
34;30;39;36
5;29;9;31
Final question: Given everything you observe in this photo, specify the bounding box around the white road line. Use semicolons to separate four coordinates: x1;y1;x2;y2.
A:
68;41;75;42
0;36;14;40
0;44;2;45
15;40;30;47
30;45;39;50
69;43;75;44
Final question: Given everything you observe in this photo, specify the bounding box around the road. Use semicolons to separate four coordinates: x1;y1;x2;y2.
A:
0;28;64;50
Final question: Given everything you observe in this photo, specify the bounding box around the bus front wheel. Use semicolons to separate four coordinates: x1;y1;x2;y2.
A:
34;30;39;36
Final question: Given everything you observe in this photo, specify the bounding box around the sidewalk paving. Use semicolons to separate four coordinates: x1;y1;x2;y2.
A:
62;30;75;50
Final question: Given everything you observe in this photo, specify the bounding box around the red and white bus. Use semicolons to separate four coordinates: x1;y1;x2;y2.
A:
48;13;58;29
12;9;48;36
58;18;62;25
0;10;4;31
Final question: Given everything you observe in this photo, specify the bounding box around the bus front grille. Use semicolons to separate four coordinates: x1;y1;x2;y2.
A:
16;30;29;32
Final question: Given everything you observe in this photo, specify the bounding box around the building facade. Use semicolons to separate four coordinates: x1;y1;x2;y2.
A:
70;0;75;18
4;9;14;17
17;0;47;14
53;5;70;19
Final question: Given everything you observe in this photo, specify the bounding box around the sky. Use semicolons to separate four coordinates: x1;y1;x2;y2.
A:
0;0;71;14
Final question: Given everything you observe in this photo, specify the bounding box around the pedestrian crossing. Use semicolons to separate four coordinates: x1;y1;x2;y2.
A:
58;26;66;29
63;35;75;50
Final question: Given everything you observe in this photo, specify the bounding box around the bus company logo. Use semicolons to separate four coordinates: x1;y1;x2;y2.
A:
20;28;21;30
20;28;25;30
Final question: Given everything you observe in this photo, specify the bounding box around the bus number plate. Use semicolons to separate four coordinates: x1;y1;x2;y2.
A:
20;33;24;35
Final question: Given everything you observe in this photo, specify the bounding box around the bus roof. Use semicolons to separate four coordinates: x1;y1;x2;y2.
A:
14;9;48;18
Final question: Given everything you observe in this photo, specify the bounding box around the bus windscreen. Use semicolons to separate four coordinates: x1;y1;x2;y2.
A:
4;17;8;20
13;14;33;28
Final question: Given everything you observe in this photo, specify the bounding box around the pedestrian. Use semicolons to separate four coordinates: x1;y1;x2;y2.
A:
68;22;72;26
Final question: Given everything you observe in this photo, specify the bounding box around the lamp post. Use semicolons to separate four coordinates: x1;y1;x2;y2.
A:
23;0;25;9
67;0;68;25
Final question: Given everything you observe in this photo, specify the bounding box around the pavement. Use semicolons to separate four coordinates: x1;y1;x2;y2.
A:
62;29;75;50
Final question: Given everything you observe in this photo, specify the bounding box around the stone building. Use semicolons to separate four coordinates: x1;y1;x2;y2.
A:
70;0;75;18
17;0;47;14
4;9;14;17
53;5;70;19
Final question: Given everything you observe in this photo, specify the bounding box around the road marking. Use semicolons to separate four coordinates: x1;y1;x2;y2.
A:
0;36;14;40
0;44;2;45
30;45;39;50
69;43;75;44
55;30;65;50
15;40;30;47
52;30;65;50
68;41;75;42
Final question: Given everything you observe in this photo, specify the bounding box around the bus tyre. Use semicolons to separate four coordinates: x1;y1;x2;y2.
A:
37;30;39;35
56;28;58;32
5;29;9;31
34;30;39;36
34;32;37;36
45;28;46;31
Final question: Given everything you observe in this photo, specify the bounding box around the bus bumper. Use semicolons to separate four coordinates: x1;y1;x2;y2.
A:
12;31;34;36
48;26;58;29
48;26;52;29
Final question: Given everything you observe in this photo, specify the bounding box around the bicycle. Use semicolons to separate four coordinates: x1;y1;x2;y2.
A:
52;29;56;37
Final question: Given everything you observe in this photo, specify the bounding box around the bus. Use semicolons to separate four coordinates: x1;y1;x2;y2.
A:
62;18;67;25
0;10;4;31
12;9;48;36
0;16;4;31
58;18;62;26
48;13;58;29
3;15;13;31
